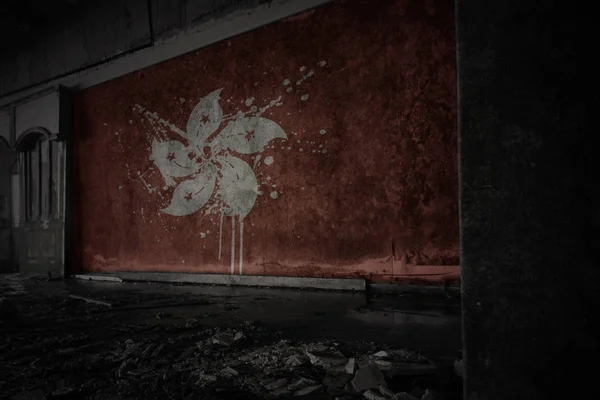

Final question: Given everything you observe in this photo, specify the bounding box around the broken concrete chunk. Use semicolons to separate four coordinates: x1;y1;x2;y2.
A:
392;393;421;400
352;364;387;392
116;360;133;378
379;384;396;398
121;341;143;360
140;343;156;357
195;371;217;385
151;343;166;358
211;332;234;346
211;330;244;346
364;389;388;400
185;318;199;327
373;351;389;358
306;349;348;371
285;354;307;367
287;377;315;392
345;357;356;374
373;359;393;371
264;378;289;391
220;366;239;377
294;385;322;396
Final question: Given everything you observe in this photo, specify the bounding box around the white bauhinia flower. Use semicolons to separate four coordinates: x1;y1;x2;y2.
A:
144;88;287;276
149;88;287;218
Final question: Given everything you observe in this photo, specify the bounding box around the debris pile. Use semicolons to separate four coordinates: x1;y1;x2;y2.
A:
4;324;443;399
0;276;461;399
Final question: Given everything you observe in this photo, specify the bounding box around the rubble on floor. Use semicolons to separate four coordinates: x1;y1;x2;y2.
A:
0;276;461;399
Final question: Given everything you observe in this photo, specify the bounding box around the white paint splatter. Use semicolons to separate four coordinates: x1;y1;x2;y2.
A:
231;215;236;274
287;87;293;93
301;94;309;101
253;154;262;168
270;191;279;199
135;86;296;275
320;129;327;135
218;210;224;260
299;148;304;152
300;66;306;72
239;217;244;275
318;60;327;67
180;98;186;103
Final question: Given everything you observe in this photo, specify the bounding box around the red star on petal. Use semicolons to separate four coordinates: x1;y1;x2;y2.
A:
184;193;193;201
188;152;196;160
167;152;175;161
201;114;210;124
244;130;255;141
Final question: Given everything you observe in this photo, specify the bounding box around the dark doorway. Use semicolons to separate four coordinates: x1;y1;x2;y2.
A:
14;128;67;277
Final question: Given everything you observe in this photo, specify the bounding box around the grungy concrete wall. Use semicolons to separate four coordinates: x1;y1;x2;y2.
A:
0;0;152;96
0;0;330;102
74;0;458;283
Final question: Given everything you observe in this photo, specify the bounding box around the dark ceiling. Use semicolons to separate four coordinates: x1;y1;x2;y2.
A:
0;0;83;53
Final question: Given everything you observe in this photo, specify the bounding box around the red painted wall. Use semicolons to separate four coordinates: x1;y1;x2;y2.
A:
74;0;458;284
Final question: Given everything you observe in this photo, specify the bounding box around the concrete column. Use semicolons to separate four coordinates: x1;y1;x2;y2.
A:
457;1;595;399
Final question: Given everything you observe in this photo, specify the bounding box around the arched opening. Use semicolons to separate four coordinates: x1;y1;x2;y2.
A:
14;128;54;223
12;127;66;277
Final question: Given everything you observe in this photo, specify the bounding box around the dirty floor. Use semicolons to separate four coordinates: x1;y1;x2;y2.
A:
0;274;462;399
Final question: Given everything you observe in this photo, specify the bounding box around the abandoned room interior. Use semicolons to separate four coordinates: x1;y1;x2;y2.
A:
0;0;592;399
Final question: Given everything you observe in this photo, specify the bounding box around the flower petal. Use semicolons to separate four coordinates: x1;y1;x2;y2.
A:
161;167;216;216
150;139;196;187
212;117;287;155
215;155;258;218
186;88;223;145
